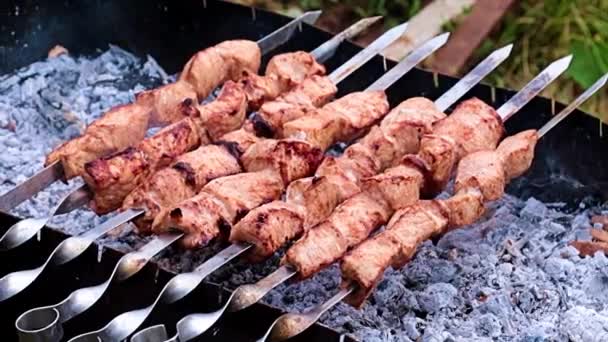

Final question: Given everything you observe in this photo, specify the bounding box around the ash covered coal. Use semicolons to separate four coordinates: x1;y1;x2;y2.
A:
0;46;167;238
2;50;608;342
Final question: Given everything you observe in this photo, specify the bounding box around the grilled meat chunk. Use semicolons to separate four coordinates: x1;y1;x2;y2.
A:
180;40;261;99
45;104;150;179
122;144;242;232
230;97;445;261
341;201;448;307
241;139;324;184
216;128;262;156
284;193;391;279
153;170;284;248
84;117;204;214
242;51;326;110
432;97;504;158
251;75;338;137
135;81;198;127
193;81;248;141
340;129;539;307
282;90;389;150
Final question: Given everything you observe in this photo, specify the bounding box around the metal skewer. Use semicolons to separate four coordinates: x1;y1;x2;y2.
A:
0;15;405;310
0;14;379;253
0;209;142;302
260;70;608;342
130;42;514;342
0;11;321;214
69;32;449;342
0;185;90;251
15;233;182;342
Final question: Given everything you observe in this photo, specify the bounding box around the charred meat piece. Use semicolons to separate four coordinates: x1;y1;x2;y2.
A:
179;40;261;99
241;138;324;184
242;51;326;110
122;144;242;233
84;117;204;214
282;90;389;150
252;75;338;137
340;129;538;307
153;170;284;249
192;80;248;141
45;104;150;179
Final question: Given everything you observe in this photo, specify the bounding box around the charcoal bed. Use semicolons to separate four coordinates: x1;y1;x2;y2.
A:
1;0;608;341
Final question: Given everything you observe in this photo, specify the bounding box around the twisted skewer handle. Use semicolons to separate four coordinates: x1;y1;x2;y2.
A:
0;209;141;302
0;185;90;251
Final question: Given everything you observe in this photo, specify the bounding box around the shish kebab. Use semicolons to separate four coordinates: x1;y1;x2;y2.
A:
65;34;449;342
84;20;406;217
0;21;410;303
128;43;515;342
0;17;387;251
0;11;323;212
146;52;571;342
260;75;608;342
244;54;572;322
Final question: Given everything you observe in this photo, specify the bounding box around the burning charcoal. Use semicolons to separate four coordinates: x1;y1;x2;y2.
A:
416;283;458;314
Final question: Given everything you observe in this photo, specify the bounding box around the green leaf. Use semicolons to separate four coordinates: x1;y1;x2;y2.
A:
568;40;608;88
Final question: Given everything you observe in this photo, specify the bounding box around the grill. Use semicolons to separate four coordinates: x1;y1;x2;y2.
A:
1;0;608;341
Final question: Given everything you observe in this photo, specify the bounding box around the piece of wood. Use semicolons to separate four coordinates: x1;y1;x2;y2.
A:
382;0;475;61
431;0;517;76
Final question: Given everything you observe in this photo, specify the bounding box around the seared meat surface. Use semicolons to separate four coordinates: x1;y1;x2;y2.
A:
45;104;151;179
153;170;284;248
242;51;326;110
122;144;242;232
83;82;247;214
341;130;538;306
47;40;261;180
231;97;445;260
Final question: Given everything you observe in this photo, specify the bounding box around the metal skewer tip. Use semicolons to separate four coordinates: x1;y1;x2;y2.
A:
538;72;608;138
496;54;573;121
433;43;513;112
311;16;383;63
327;21;409;84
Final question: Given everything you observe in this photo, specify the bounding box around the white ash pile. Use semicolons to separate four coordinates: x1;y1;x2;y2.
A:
0;46;166;239
2;49;608;342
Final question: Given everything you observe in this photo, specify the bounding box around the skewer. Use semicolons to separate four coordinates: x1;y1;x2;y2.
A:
0;209;142;302
259;73;608;342
0;15;382;252
239;56;572;302
15;234;182;342
149;52;571;342
66;32;449;342
0;19;405;306
0;11;322;214
130;43;518;342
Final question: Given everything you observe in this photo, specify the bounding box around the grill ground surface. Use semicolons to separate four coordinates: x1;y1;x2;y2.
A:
1;0;608;341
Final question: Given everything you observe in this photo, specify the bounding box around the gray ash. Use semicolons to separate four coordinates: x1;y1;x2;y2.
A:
2;49;608;342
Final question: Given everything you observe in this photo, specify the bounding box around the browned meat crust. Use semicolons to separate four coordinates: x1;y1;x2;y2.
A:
341;130;538;307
